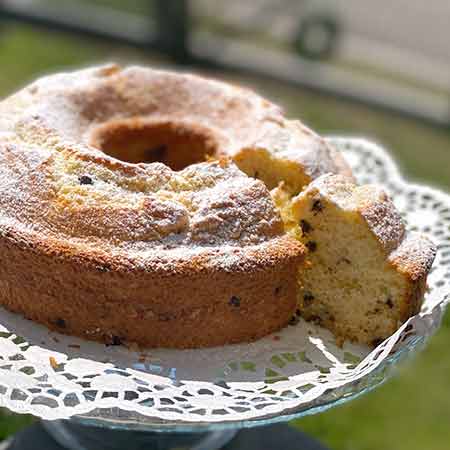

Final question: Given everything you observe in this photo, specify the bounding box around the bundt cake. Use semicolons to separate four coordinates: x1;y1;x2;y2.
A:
0;63;435;349
274;174;436;345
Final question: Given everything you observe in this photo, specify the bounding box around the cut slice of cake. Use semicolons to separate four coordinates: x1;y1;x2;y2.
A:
274;174;436;346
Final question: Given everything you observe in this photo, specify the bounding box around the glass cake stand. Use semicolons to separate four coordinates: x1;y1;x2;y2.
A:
40;328;425;450
35;341;418;450
1;138;449;450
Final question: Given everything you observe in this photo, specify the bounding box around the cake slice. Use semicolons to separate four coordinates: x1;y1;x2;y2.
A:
274;174;436;346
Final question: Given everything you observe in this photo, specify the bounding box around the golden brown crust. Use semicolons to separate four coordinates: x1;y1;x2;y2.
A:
0;227;303;348
390;232;436;319
390;232;436;282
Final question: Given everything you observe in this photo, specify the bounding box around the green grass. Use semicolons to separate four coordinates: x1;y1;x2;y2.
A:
42;0;149;15
0;410;34;440
0;23;449;448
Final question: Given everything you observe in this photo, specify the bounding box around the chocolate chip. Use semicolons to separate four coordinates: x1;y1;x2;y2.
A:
306;241;317;252
372;338;383;347
386;298;394;308
229;296;241;307
107;335;122;346
303;292;315;305
309;315;322;326
79;175;93;185
311;199;323;214
289;316;299;326
254;171;259;178
274;286;282;296
55;318;66;329
299;219;312;234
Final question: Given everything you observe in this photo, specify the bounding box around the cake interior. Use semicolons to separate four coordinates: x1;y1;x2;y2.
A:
233;148;310;195
273;183;408;345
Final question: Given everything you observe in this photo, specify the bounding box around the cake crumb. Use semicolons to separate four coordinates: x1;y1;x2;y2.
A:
49;356;58;369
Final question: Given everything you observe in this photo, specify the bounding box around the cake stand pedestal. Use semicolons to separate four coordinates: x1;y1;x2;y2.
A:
3;420;330;450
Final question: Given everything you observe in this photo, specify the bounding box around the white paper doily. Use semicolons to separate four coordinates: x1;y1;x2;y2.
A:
0;138;448;429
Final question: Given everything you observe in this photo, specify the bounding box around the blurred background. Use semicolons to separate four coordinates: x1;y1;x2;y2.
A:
0;1;448;449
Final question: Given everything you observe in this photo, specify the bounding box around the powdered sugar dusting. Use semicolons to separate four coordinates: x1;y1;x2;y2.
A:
0;65;297;266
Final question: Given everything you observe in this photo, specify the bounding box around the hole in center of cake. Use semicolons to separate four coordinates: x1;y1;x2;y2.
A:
90;119;218;170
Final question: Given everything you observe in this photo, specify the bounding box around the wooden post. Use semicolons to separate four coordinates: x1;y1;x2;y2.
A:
154;0;191;64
